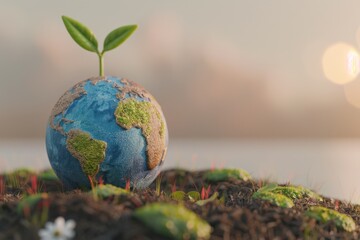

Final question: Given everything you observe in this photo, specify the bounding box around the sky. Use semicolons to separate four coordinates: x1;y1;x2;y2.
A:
2;1;360;138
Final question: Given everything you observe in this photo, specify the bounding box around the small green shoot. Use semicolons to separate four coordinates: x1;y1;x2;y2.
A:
155;174;162;197
133;203;212;240
196;192;219;206
187;191;201;202
62;16;137;77
306;206;356;232
204;168;252;182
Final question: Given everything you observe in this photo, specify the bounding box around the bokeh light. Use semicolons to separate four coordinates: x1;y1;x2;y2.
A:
322;42;360;85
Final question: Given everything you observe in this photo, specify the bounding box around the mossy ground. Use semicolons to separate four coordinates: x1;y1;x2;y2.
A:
1;168;360;239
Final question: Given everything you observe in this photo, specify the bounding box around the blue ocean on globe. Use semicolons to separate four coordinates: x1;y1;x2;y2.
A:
46;76;168;189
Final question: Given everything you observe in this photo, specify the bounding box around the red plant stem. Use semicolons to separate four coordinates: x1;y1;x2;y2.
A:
171;180;176;193
98;176;104;185
201;187;205;200
206;185;211;198
0;176;4;195
88;176;95;189
125;179;130;191
31;175;37;193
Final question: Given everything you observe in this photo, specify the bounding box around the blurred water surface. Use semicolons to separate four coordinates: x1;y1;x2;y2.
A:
1;139;360;203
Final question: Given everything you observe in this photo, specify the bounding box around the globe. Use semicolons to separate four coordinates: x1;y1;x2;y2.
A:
46;76;168;189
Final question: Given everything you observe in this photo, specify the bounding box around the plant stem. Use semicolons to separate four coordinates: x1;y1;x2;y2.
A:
98;53;104;77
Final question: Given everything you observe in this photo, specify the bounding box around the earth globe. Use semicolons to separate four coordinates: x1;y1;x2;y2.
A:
46;16;168;189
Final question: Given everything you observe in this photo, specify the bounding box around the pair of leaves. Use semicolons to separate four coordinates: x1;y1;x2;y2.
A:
170;191;201;202
62;16;137;54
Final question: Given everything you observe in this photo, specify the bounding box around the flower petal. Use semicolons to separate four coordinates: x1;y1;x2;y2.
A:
55;217;66;231
39;229;51;238
65;219;76;229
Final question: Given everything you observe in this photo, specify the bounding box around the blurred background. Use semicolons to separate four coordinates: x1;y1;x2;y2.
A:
2;0;360;202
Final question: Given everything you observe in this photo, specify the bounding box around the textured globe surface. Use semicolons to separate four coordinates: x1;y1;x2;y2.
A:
46;76;168;189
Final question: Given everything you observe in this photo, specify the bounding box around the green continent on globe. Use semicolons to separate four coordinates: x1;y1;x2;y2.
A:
115;97;165;170
66;129;107;178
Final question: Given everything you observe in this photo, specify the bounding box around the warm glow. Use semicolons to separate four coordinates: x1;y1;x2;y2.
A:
344;79;360;108
322;43;360;84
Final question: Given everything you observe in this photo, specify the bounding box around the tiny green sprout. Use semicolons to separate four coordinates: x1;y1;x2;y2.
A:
196;192;219;206
204;168;252;182
252;191;294;208
187;191;201;202
62;16;137;77
133;203;212;240
306;206;356;232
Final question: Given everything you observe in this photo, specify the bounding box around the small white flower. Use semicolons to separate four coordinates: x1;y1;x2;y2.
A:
39;217;76;240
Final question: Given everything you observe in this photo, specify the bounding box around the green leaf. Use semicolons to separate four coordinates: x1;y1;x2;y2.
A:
62;16;98;53
103;25;137;53
91;184;129;199
196;192;219;206
170;191;186;201
187;191;201;202
133;203;212;240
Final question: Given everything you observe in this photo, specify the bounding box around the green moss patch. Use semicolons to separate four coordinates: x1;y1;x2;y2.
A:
92;184;129;198
270;185;322;201
115;98;154;137
66;130;107;177
252;191;294;208
133;203;211;240
170;191;187;201
306;206;356;232
204;168;251;182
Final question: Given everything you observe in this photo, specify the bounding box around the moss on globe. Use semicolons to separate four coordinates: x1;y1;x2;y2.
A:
115;96;166;170
66;129;107;178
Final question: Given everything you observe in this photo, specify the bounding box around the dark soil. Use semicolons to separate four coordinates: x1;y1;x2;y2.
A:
1;169;360;240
